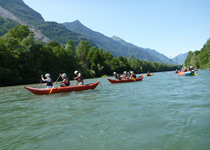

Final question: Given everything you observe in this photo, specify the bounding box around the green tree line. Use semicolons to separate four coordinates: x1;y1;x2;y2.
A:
0;25;177;86
184;38;210;69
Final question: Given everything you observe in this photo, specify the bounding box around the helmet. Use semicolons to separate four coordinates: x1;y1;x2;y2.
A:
45;73;50;78
113;72;116;74
62;73;67;78
123;71;127;74
74;70;78;75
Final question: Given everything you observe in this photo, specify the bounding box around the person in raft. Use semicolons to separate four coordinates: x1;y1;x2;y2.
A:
189;66;195;73
57;73;70;87
130;71;136;78
41;73;53;88
73;70;84;85
127;71;131;78
183;67;187;72
113;72;121;80
147;71;151;76
121;71;127;79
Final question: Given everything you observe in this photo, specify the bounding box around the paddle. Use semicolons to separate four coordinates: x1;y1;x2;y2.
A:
40;78;42;86
100;82;103;88
49;74;61;94
194;73;198;76
131;78;136;81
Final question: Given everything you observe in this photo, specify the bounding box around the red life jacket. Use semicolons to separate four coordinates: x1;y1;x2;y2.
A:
64;79;70;86
132;74;136;78
77;74;83;82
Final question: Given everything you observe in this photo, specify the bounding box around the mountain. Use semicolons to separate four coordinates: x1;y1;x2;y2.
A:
172;52;189;65
0;0;94;45
63;20;175;64
0;0;175;64
111;35;175;64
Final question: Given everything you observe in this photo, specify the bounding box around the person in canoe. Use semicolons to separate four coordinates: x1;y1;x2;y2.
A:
74;70;84;85
175;69;179;73
183;67;187;72
57;73;70;87
130;71;136;79
113;72;121;80
127;71;131;78
41;73;53;88
147;71;152;76
121;71;127;79
189;66;195;73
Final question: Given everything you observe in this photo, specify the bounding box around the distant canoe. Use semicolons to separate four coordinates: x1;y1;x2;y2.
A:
25;81;100;95
107;75;144;84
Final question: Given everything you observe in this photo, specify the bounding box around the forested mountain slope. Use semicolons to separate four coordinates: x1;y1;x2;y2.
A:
63;20;176;64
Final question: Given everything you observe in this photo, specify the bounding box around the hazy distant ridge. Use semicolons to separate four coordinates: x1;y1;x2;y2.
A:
172;52;189;65
63;20;176;64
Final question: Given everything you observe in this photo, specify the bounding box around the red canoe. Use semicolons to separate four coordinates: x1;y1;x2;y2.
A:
25;81;100;95
107;75;144;84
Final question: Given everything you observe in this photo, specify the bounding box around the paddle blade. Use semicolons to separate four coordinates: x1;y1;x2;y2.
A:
49;87;54;94
194;73;198;76
131;78;136;81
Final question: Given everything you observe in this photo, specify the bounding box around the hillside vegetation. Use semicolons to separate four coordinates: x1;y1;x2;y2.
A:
0;0;177;65
184;39;210;69
0;25;176;86
0;16;19;35
0;0;93;46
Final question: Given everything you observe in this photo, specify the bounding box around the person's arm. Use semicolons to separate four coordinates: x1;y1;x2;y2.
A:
73;76;77;80
41;75;46;82
77;73;81;78
74;73;80;80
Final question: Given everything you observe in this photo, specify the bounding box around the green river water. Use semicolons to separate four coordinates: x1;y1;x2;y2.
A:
0;70;210;150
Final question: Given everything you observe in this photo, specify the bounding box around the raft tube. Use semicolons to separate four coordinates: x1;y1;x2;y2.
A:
107;75;144;84
178;71;197;76
25;81;100;95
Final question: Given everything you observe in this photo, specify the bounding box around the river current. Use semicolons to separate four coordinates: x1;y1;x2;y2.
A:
0;70;210;150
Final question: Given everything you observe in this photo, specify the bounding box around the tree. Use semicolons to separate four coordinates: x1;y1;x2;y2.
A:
76;40;91;67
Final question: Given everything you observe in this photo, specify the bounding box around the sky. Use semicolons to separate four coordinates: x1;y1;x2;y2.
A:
23;0;210;58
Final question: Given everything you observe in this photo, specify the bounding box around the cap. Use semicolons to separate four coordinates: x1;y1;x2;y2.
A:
45;73;50;78
74;70;78;75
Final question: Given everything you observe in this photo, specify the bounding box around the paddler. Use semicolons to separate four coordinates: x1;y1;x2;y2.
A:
130;71;136;79
74;70;84;85
147;71;151;76
57;73;70;87
113;72;118;79
121;71;127;79
113;72;121;80
41;73;53;88
190;66;195;73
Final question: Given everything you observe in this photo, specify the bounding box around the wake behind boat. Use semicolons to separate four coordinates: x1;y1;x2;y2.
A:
25;81;100;95
108;75;144;84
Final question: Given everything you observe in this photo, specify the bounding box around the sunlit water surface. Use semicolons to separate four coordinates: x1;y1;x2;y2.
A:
0;70;210;150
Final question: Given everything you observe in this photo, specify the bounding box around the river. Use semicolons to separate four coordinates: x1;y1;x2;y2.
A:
0;70;210;150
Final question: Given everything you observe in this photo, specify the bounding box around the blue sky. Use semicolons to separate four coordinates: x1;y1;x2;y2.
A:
23;0;210;58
